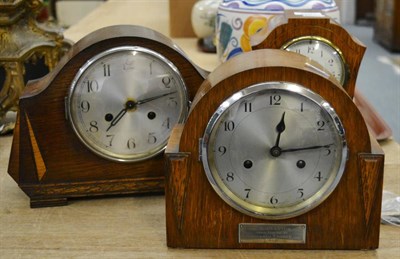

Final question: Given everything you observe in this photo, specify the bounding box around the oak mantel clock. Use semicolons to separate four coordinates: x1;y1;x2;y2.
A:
165;49;384;250
251;11;392;140
252;11;366;98
8;25;206;208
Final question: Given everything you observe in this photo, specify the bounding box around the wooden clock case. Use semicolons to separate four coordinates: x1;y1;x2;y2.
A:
165;49;384;249
252;12;392;141
252;11;366;98
8;25;207;208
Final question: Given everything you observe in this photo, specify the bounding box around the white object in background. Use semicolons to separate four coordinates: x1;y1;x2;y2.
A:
335;0;355;24
381;190;400;226
56;0;104;27
191;0;222;38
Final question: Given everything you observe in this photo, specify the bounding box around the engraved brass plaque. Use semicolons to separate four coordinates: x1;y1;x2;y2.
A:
239;223;306;244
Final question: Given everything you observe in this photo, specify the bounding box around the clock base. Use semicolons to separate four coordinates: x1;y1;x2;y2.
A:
30;197;68;208
20;178;164;208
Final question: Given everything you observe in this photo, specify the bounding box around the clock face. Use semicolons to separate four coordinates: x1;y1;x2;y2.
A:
201;82;348;219
282;36;347;85
68;46;188;162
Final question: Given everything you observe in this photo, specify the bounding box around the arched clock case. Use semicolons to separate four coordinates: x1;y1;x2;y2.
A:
252;12;365;98
8;25;206;208
165;49;384;250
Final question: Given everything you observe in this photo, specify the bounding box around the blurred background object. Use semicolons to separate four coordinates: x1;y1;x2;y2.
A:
0;0;72;134
191;0;222;53
53;0;105;28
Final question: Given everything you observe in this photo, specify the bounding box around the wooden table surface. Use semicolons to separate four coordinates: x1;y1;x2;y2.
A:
1;1;399;257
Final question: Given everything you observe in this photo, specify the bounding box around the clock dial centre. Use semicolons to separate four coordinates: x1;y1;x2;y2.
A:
125;99;136;110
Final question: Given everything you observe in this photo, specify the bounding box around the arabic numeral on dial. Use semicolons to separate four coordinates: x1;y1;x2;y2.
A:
147;132;157;144
325;148;332;156
167;97;178;107
106;134;114;147
300;102;304;112
224;121;235;131
162;118;170;129
86;80;99;93
80;100;90;113
226;172;234;182
89;121;98;133
314;171;323;181
127;138;136;149
162;76;171;88
123;58;134;70
270;196;278;205
317;120;326;131
149;60;154;75
297;188;304;198
269;95;281;105
244;102;252;112
218;146;227;155
103;63;110;77
244;188;251;199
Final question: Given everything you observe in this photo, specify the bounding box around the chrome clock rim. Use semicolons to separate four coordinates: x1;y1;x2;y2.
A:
201;81;348;219
67;46;189;162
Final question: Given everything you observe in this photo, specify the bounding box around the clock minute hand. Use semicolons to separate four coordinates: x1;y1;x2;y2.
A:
281;143;333;153
136;91;177;105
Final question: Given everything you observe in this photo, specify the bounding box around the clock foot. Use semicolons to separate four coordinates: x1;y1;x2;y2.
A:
30;197;68;208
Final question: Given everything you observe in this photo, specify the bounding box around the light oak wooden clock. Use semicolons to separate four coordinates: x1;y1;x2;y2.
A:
252;11;366;98
165;49;384;250
252;12;392;140
8;25;207;208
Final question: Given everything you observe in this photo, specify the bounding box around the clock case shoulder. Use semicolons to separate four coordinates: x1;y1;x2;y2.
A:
8;25;207;208
165;49;384;249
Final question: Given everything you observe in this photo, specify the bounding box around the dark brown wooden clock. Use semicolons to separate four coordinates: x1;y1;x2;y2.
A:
252;11;366;98
8;25;206;208
165;49;384;250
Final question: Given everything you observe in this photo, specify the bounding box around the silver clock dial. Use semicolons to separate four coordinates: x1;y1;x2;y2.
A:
283;37;346;85
201;82;347;219
68;46;188;162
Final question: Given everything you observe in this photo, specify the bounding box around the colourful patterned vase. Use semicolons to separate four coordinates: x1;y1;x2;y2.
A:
216;0;340;62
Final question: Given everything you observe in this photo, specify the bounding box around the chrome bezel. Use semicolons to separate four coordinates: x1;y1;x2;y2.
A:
201;82;348;219
67;46;189;162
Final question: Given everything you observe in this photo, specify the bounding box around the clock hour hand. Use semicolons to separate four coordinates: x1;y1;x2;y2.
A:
273;112;286;148
274;112;286;147
106;100;136;132
106;108;127;132
136;91;177;105
269;112;286;157
281;143;333;153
